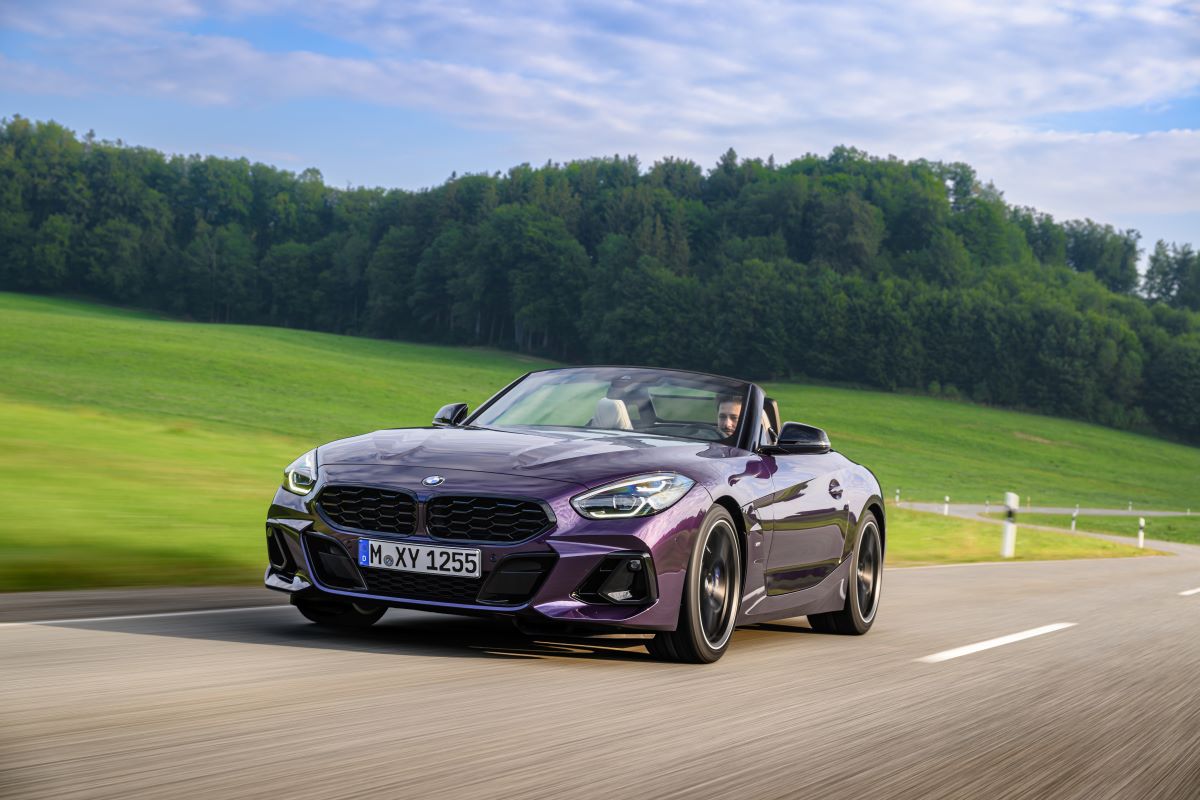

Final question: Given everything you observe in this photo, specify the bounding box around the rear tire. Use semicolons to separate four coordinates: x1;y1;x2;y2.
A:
294;596;386;629
648;506;742;663
808;511;882;635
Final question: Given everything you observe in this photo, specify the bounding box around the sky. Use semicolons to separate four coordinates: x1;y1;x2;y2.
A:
1;0;1198;257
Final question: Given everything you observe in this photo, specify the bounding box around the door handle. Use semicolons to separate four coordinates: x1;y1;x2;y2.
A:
828;479;843;499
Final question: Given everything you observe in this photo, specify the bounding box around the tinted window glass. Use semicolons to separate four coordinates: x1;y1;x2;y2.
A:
472;368;750;443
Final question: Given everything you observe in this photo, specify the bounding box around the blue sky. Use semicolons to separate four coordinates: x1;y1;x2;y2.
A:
2;0;1197;257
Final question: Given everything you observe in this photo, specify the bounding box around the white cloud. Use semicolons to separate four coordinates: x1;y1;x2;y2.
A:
0;0;203;37
966;128;1200;218
2;0;1198;240
0;54;91;96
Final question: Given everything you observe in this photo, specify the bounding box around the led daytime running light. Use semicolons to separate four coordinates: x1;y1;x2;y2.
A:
571;473;695;519
283;449;318;495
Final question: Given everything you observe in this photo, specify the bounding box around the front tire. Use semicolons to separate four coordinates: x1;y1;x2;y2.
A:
294;596;386;629
648;506;742;663
808;511;882;635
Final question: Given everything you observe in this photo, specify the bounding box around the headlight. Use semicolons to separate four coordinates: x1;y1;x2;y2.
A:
283;449;318;495
571;473;695;519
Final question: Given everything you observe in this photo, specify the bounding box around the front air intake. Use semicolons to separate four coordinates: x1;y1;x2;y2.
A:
303;533;367;590
358;568;484;604
266;526;296;573
575;553;658;605
476;553;558;605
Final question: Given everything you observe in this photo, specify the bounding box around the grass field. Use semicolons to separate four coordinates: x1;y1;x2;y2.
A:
1003;513;1200;546
0;401;295;589
885;508;1160;565
1;292;1184;590
762;385;1200;512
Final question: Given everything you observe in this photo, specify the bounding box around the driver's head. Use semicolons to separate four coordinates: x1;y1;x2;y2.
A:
717;396;743;439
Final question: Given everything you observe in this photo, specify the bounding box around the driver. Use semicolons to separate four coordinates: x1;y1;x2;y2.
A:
717;395;743;440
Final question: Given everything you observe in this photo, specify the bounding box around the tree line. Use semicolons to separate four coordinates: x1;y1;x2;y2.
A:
2;116;1198;441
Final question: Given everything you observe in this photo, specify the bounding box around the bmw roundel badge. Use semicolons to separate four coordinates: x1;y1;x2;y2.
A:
422;475;446;486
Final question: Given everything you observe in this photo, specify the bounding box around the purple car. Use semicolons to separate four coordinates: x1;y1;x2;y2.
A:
264;366;884;662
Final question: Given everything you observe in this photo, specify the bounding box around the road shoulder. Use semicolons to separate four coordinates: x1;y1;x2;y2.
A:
0;585;285;623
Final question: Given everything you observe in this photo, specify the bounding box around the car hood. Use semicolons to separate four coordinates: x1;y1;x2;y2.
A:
317;425;741;489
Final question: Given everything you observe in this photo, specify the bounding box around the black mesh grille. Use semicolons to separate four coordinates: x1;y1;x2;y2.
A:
360;567;482;604
317;486;416;534
427;496;552;542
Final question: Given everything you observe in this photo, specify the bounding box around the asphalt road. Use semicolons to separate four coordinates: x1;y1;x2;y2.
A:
3;535;1200;799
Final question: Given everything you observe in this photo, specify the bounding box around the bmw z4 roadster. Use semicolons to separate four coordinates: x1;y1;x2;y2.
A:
264;366;884;662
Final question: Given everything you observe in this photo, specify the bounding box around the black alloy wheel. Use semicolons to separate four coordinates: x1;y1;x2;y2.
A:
648;505;742;663
856;521;881;617
808;511;882;635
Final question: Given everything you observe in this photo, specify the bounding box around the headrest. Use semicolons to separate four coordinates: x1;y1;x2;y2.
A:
594;397;633;431
764;397;781;434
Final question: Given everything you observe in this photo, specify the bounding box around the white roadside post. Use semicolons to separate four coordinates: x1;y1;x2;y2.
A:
1128;501;1133;511
1138;517;1145;549
1071;504;1079;532
1002;491;1019;558
895;488;900;504
943;495;950;516
985;499;990;515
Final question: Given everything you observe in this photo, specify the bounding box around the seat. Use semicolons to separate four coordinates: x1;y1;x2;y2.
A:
593;397;633;431
763;397;782;441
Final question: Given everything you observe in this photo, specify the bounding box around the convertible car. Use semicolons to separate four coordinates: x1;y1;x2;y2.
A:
264;366;884;662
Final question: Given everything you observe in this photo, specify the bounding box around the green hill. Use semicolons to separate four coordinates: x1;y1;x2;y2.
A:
5;118;1199;445
2;292;1188;589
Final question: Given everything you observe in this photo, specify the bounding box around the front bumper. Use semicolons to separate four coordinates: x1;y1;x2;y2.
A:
264;464;710;631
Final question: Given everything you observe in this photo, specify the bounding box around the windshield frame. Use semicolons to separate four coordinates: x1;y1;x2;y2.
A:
464;366;756;446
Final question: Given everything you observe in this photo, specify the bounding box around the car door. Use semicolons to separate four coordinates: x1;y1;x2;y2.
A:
761;448;850;596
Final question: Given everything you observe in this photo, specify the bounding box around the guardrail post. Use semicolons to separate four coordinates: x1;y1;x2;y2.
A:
1002;491;1018;558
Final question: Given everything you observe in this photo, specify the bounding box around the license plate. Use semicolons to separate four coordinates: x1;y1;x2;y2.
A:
358;539;481;578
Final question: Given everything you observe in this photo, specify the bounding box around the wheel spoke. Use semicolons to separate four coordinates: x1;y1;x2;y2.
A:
701;594;719;633
712;536;731;569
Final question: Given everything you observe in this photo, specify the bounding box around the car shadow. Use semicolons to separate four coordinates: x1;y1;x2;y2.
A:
41;608;663;662
39;607;824;662
744;621;819;635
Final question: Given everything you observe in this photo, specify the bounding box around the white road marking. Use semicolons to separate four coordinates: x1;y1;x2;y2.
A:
917;623;1078;663
1179;587;1200;597
890;553;1165;570
0;605;290;628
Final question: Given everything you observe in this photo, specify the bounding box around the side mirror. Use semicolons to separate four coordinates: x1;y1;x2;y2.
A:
432;402;469;427
762;422;831;455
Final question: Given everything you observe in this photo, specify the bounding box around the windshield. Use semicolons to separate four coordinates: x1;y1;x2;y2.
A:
470;367;751;443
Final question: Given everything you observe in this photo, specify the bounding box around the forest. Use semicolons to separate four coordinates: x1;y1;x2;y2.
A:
1;116;1198;440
